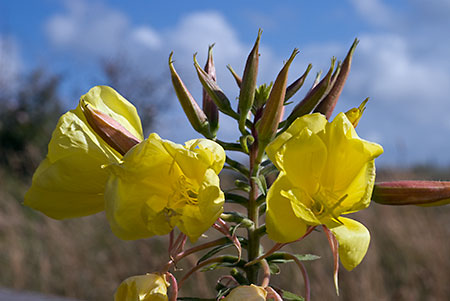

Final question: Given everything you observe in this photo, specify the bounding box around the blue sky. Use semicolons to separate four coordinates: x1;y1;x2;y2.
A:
1;0;450;166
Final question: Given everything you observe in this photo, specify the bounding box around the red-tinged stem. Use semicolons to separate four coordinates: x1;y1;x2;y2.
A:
260;259;271;287
165;272;178;301
213;221;242;261
161;237;229;273
218;275;240;287
266;286;283;301
323;225;339;296
178;256;228;288
282;253;311;301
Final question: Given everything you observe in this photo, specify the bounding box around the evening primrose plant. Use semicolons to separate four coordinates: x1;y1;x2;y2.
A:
25;31;450;301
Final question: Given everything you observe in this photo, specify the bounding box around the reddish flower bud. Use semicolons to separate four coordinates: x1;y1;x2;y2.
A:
372;181;450;206
81;101;141;155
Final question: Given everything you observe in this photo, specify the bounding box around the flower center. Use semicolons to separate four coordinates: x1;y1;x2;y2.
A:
169;175;199;210
311;188;348;220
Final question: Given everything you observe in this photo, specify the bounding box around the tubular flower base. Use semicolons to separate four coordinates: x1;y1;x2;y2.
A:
223;285;267;301
114;273;169;301
24;86;143;219
266;112;383;270
105;133;226;241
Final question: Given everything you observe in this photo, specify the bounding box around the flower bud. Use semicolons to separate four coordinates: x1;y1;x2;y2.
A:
284;58;335;129
314;38;359;119
193;54;238;119
284;63;312;103
238;29;261;134
257;49;298;147
227;64;242;88
223;285;267;301
114;273;169;301
372;181;450;206
345;97;369;128
80;100;141;155
202;44;219;136
169;52;212;138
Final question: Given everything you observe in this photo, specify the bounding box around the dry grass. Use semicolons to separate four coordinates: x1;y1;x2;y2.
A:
0;167;449;300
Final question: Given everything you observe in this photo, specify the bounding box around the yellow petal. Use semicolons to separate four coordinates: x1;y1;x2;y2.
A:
280;127;327;195
282;188;321;225
223;285;267;301
340;160;377;214
105;135;176;240
105;134;225;241
329;217;370;271
184;139;226;175
266;113;327;170
266;174;308;243
114;273;169;301
24;110;119;219
178;169;224;242
25;86;144;219
320;112;383;195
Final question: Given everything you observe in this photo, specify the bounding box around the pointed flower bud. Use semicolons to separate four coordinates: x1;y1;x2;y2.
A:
227;64;242;88
238;29;261;134
81;100;141;155
202;44;219;136
257;49;298;148
169;52;212;138
284;63;312;103
372;181;450;206
345;97;369;128
193;54;238;119
284;58;335;129
314;38;359;119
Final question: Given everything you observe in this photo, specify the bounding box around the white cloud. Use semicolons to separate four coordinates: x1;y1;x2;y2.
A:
45;0;129;57
348;0;398;27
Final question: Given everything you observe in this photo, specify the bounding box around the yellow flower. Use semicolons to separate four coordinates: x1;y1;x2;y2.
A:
105;133;225;241
223;285;267;301
266;112;383;270
114;273;169;301
24;86;143;219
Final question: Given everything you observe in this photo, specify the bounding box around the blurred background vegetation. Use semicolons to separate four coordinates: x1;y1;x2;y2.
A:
0;63;449;300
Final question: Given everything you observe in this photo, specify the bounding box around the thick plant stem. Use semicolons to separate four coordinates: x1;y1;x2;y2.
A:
246;141;261;284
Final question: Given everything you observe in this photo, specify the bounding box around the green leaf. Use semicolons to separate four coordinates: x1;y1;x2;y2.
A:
281;290;305;301
177;297;216;301
252;174;267;196
267;252;320;263
197;243;235;265
200;261;236;272
269;262;280;274
234;179;251;192
294;254;321;261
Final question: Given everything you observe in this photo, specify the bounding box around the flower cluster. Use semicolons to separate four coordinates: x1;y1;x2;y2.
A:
24;32;449;301
25;86;225;242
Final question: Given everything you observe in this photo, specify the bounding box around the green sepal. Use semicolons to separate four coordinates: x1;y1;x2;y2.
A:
193;54;238;119
269;262;281;274
197;237;247;265
283;58;336;130
281;290;305;301
238;29;261;134
284;63;312;103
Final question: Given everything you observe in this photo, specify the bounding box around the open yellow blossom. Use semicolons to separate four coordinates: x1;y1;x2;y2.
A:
105;133;225;241
266;112;383;270
24;86;143;219
114;273;169;301
223;285;267;301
